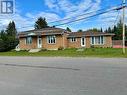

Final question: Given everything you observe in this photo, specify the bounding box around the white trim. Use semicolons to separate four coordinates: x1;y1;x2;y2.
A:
91;36;105;45
81;37;86;47
37;37;42;48
70;37;77;42
47;35;56;44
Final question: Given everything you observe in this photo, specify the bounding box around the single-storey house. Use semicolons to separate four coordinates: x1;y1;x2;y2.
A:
18;28;114;50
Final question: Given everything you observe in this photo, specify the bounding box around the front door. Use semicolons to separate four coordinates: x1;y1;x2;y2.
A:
81;37;86;47
37;37;42;48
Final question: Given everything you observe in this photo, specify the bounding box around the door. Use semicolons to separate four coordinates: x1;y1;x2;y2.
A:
81;37;86;47
37;37;42;48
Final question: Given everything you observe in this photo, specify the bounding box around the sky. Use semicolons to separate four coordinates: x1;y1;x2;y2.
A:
0;0;127;32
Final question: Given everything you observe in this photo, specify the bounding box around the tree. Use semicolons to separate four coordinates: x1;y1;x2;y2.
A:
112;19;122;40
66;27;72;32
77;29;83;32
6;21;17;37
105;19;125;40
107;27;112;33
100;28;103;32
34;17;48;29
0;21;18;52
87;28;100;32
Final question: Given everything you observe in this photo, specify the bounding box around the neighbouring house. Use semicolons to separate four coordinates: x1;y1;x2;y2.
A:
18;27;114;50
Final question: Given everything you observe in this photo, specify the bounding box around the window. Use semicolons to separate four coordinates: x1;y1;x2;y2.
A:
26;37;32;44
91;36;104;45
47;35;56;44
70;37;76;42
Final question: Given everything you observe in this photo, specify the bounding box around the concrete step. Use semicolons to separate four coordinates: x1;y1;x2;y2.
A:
29;49;41;53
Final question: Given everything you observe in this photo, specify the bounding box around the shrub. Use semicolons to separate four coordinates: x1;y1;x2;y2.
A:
58;46;64;50
40;48;47;51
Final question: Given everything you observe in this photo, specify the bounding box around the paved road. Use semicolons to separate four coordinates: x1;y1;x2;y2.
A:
0;57;127;95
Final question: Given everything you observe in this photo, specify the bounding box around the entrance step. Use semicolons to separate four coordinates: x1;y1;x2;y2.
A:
29;49;41;53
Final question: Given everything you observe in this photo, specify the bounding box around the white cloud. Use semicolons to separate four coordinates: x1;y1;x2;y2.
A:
0;11;61;32
3;0;122;32
97;8;127;30
44;0;101;27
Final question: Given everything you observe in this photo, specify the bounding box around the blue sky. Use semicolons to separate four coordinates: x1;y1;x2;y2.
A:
0;0;127;32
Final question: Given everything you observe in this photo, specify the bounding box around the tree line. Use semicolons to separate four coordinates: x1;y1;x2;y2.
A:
104;20;127;40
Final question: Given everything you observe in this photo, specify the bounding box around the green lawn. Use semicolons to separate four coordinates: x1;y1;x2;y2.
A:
0;48;127;58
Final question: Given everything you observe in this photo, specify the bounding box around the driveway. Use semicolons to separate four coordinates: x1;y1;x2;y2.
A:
0;57;127;95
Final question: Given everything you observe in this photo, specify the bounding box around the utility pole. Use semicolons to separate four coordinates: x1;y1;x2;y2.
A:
122;0;126;54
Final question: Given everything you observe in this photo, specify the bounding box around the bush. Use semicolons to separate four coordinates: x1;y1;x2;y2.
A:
40;48;47;51
58;46;64;50
0;38;19;52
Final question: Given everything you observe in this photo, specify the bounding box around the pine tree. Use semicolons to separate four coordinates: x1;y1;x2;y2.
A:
107;27;112;33
100;28;103;32
0;30;7;40
34;17;48;29
6;21;17;37
77;29;83;32
66;27;72;32
0;21;18;52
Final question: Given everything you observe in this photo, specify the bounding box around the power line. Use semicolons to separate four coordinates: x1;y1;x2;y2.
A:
16;4;123;30
53;7;120;27
110;10;121;28
49;4;122;24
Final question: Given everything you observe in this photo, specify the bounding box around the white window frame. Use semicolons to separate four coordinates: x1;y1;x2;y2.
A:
81;37;86;47
70;37;77;42
26;37;32;45
91;36;104;45
47;35;56;44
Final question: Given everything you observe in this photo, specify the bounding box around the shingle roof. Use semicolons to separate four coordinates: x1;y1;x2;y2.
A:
68;31;115;38
18;27;68;37
18;28;115;38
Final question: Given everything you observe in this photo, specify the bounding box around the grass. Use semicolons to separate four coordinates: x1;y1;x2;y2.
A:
0;48;127;58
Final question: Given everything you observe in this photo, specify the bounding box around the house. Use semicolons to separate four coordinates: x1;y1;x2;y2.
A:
18;27;114;50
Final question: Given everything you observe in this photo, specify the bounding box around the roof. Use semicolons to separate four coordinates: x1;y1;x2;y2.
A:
18;28;115;38
18;27;68;37
68;31;115;38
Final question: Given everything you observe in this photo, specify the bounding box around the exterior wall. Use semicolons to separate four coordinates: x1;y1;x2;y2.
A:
42;34;67;50
88;36;113;48
67;38;81;48
85;37;91;48
19;37;37;50
67;36;113;48
19;35;113;50
104;36;112;47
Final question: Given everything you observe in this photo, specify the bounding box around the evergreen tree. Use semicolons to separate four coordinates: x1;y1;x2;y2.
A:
77;29;83;32
66;27;72;32
34;17;48;29
87;28;100;32
107;27;112;33
6;21;17;37
124;24;127;40
0;30;7;40
0;21;18;52
100;28;103;32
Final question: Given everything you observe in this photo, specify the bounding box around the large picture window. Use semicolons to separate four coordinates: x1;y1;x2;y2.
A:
91;36;104;45
47;35;56;44
26;37;32;44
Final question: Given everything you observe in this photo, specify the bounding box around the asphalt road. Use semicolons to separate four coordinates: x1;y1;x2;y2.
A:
0;57;127;95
